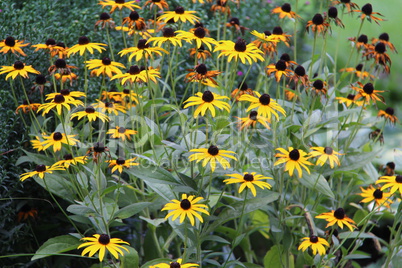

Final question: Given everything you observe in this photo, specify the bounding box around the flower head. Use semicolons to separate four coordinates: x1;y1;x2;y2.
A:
272;3;300;20
147;28;183;47
335;94;364;107
98;0;140;14
310;79;327;95
339;64;375;80
306;13;330;34
15;100;41;114
158;7;200;24
95;12;115;29
239;92;286;121
214;39;264;65
0;36;29;56
376;175;402;195
70;106;109;122
188;145;237;172
224;172;272;197
226;17;248;35
41;132;80;152
38;94;84;115
189;44;212;60
85;58;125;78
291;65;309;86
54;154;87;168
250;30;278;56
92;100;127;115
0;61;40;80
150;258;199;268
78;234;129;261
316;208;356;231
353;3;384;25
211;0;231;15
46;88;86;102
31;38;66;57
378;107;398;124
352;82;385;104
118;39;168;62
309;147;342;168
183;91;230;118
266;59;293;82
106;126;137;141
332;0;359;12
274;147;313;177
143;0;169;11
298;235;330;256
271;26;292;47
67;36;107;57
185;64;221;86
20;164;65;182
359;185;392;208
106;157;139;173
176;28;218;51
236;110;271;130
17;204;38;222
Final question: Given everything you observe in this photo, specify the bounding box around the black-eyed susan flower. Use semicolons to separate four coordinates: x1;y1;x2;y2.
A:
274;147;313;178
118;39;168;62
250;30;278;56
0;61;40;80
183;91;230;118
0;36;29;56
15;100;41;114
48;58;77;76
376;175;402;195
369;128;384;144
38;94;84;115
231;81;254;101
158;7;200;24
236;110;271;130
95;12;115;29
122;11;146;30
189;45;212;60
78;234;129;262
70;106;109;122
266;60;293;82
332;0;359;12
111;65;148;85
143;0;169;11
372;33;397;53
41;132;80;152
107;126;137;141
378;107;399;124
185;64;221;86
384;162;395;176
327;6;344;28
352;82;385;104
31;135;45;152
106;157;139;173
226;17;248;35
239;92;286;121
339;64;375;80
54;71;79;86
316;208;356;231
214;39;264;65
285;88;297;101
147;28;183;47
306;14;330;34
271;26;291;47
280;53;297;68
291;65;309;87
92;100;127;115
86;142;111;163
67;36;107;57
46;89;86;102
20;164;65;182
359;185;392;208
109;88;141;105
177;27;218;51
150;258;199;268
188;145;237;172
17;205;38;222
116;25;154;39
364;42;391;67
224;172;272;197
31;74;51;95
272;3;300;20
310;79;327;95
211;0;231;15
162;193;209;226
349;34;369;50
309;147;342;168
335;94;364;107
54;154;87;168
31;38;66;57
353;3;384;25
85;57;125;78
298;235;330;256
98;0;140;14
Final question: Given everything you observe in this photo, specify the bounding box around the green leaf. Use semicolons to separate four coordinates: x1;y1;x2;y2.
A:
263;245;294;268
299;173;334;198
127;165;180;185
120;246;139;268
201;235;230;244
67;204;97;217
114;202;152;219
139;216;166;227
32;235;81;260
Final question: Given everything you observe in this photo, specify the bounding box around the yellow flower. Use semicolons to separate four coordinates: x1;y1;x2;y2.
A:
339;64;375;80
46;89;86;102
95;12;115;29
20;164;65;182
266;60;293;82
98;0;140;14
359;185;393;208
143;0;169;11
122;11;146;30
375;175;402;195
271;26;292;47
188;145;237;172
118;39;168;62
162;194;209;226
151;258;199;268
15;100;41;114
0;36;29;56
352;82;385;104
378;107;399;125
332;0;359;12
298;236;330;256
183;91;230;118
106;126;137;141
250;30;278;56
67;36;107;57
353;3;384;25
111;65;160;85
37;94;84;115
31;135;45;152
316;208;356;231
147;27;183;47
231;82;254;101
236;110;271;130
77;234;129;261
41;132;80;152
239;92;286;121
214;39;264;65
274;147;313;178
224;172;272;197
306;14;330;34
310;79;328;95
70;106;109;122
176;27;218;51
106;157;139;173
309;147;342;168
189;45;212;61
31;38;65;58
54;154;87;168
108;88;141;105
335;94;364;107
54;71;78;85
85;58;125;78
185;64;221;86
158;6;200;24
272;3;300;20
92;100;127;115
0;61;40;80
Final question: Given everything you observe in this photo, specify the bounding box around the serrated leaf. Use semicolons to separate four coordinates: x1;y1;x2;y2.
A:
32;235;81;260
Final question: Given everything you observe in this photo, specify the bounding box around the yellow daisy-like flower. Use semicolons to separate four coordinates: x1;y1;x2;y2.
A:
85;57;125;78
37;94;84;115
109;88;141;105
332;0;359;12
158;6;200;24
95;12;115;29
15;100;41;114
143;0;169;11
224;172;272;197
309;147;342;168
188;145;237;172
31;135;45;152
306;14;330;34
0;36;29;56
231;82;254;101
339;64;375;80
352;82;385;104
335;94;364;107
176;27;218;51
236;110;271;130
0;61;40;80
151;258;199;268
107;126;137;141
98;0;140;14
250;30;278;56
106;157;139;173
185;64;221;86
183;91;230;118
266;59;293;82
214;39;264;65
70;106;109;122
147;27;183;47
92;100;127;115
54;71;78;86
272;3;300;20
46;89;86;102
54;154;87;168
31;38;66;57
118;39;168;62
111;65;160;85
274;147;313;178
375;175;402;195
316;208;356;231
359;185;393;208
298;236;330;256
189;45;212;61
67;36;107;57
353;3;384;25
378;107;399;125
162;193;209;226
122;11;146;30
78;234;129;262
271;26;292;47
239;92;286;121
41;132;80;152
20;164;65;182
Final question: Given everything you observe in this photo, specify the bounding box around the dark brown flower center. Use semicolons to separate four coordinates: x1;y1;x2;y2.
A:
78;36;90;45
116;158;126;165
385;107;394;115
244;174;254;181
295;65;306;76
85;106;95;113
115;0;125;4
55;59;67;69
309;235;318;243
53;132;63;141
100;12;110;20
363;83;374;94
202;90;214;102
355;64;363;71
5;36;16;47
272;26;283;35
56;42;66;48
313;80;324;90
64;154;73;160
289;149;300;161
234;39;247;52
373;189;383;199
347;94;355;100
396;175;402;183
281;3;291;12
324;147;333;155
239;82;248;91
328;7;338;18
137;39;149;49
378;33;389;42
46;39;56;46
35;74;46;85
35;164;47;172
312;14;324;25
180;199;191;210
229;17;240;25
341;0;351;3
102;57;111;65
280;53;291;62
275;60;287;71
194;22;204;28
386;162;395;170
170;262;181;268
13;61;24;70
207;145;219;156
93;142;105;153
20;204;32;213
60;89;71;96
129;65;141;75
357;34;368;44
361;4;372;15
163;27;175;38
129;11;139;20
264;30;272;36
98;234;110;245
54;94;65;103
195;64;207;75
249;110;258;120
334;208;345;219
375;43;386;54
259;94;271;105
175;6;185;14
194;27;206;38
123;89;130;94
118;127;126;133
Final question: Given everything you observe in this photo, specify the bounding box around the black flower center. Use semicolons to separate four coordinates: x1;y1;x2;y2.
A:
105;102;114;108
85;106;95;113
64;154;73;160
373;189;383;199
385;107;394;115
207;145;219;156
309;235;318;243
229;17;240;25
194;27;206;39
35;74;47;85
234;39;247;52
328;7;338;18
264;30;272;36
175;6;185;14
334;208;345;219
46;39;56;46
129;65;141;75
55;59;67;69
355;64;363;71
357;34;368;44
98;234;110;245
289;149;300;161
363;83;374;94
375;43;386;54
100;12;110;20
13;61;24;70
170;262;181;268
249;110;258;120
54;94;65;103
116;158;126;165
93;142;105;153
102;57;112;65
57;42;66;48
361;4;373;15
378;33;389;42
123;89;130;94
202;90;214;102
275;60;287;71
129;11;139;20
273;26;283;35
341;0;351;3
280;53;291;62
53;132;63;141
137;39;149;49
78;36;90;45
194;22;204;28
295;65;306;76
163;28;175;38
386;162;395;170
396;175;402;183
22;100;30;105
244;174;254;181
281;3;291;12
35;164;47;172
5;36;16;47
324;147;333;155
20;204;32;213
347;94;355;100
180;199;191;210
313;80;324;90
115;0;125;4
312;14;324;25
118;127;126;133
259;94;271;105
239;82;248;91
195;64;207;75
60;89;71;96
